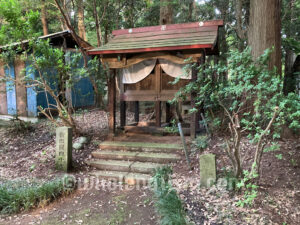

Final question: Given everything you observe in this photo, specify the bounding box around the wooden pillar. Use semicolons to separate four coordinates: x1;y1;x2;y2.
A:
14;57;27;117
120;101;126;128
134;101;139;123
155;63;161;127
0;61;7;115
155;101;161;127
120;71;126;128
166;102;171;123
108;69;116;137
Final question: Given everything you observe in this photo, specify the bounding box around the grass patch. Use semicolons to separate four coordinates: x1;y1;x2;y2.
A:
0;175;75;214
108;194;128;225
151;166;188;225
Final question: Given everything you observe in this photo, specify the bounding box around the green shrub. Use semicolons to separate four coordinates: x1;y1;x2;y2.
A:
8;116;34;133
151;166;188;225
236;168;259;207
0;176;75;214
193;135;209;150
164;119;179;134
219;167;238;191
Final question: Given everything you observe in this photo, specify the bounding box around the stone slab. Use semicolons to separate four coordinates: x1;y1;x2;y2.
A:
199;153;216;188
86;159;133;172
86;159;164;174
90;171;151;185
99;141;182;153
92;150;180;163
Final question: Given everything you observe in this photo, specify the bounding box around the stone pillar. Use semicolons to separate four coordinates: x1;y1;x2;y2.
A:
199;154;216;188
56;127;72;172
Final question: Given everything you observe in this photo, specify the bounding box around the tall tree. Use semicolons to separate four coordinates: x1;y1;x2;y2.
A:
41;0;49;35
77;0;87;41
282;0;300;94
160;0;173;25
248;0;282;74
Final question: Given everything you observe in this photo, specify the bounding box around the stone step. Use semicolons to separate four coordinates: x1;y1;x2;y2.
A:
90;171;152;185
91;150;181;163
99;141;183;153
86;159;164;174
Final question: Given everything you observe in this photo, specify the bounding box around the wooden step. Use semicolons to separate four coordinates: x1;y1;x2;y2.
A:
99;141;183;153
92;150;181;163
86;159;164;174
90;171;152;185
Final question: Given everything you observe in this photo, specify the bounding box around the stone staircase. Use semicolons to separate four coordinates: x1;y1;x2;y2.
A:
86;141;183;185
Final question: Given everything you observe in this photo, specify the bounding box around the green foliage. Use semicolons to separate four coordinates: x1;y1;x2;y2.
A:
151;166;188;225
8;117;34;133
290;159;297;167
0;176;75;214
275;154;283;160
282;0;300;54
219;167;238;191
173;47;299;179
193;135;209;150
263;142;280;153
108;195;127;225
174;48;299;174
164;119;179;134
236;168;259;207
66;50;107;107
0;0;41;45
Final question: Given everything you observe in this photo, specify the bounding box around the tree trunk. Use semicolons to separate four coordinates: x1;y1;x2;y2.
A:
293;56;300;95
77;0;87;41
283;49;297;94
216;0;229;60
160;0;173;25
248;0;281;75
187;0;195;21
93;0;101;47
235;0;247;50
283;0;296;94
41;0;49;35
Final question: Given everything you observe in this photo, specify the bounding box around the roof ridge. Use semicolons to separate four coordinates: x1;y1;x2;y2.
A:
112;20;223;36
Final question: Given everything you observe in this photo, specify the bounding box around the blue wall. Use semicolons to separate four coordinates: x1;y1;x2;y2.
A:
26;62;37;117
68;54;94;108
2;54;95;117
5;64;17;115
36;67;58;112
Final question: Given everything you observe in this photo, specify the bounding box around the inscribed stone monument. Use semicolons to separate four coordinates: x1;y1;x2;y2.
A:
56;127;72;172
199;154;216;188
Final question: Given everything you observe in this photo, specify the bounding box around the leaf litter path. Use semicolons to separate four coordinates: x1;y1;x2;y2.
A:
0;183;157;225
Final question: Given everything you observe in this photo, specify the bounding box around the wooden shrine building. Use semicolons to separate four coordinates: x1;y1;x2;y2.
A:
88;20;223;138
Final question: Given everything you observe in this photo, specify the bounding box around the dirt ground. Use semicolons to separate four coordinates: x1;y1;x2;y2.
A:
0;110;158;225
0;109;299;225
0;184;157;225
172;136;300;225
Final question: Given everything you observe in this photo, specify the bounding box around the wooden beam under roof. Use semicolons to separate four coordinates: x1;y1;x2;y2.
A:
101;52;202;69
